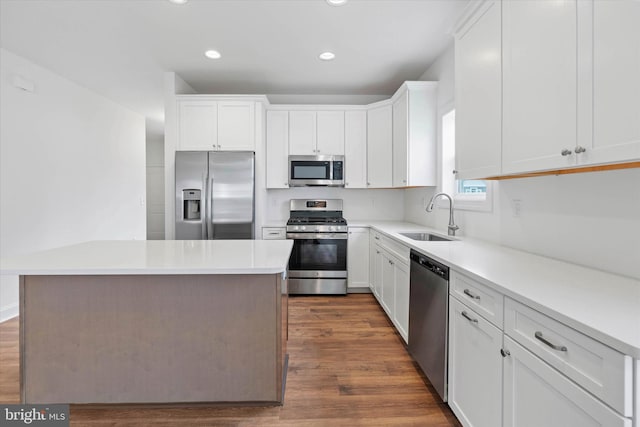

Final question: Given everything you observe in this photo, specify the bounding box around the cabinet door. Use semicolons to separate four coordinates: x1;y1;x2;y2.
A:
371;244;384;300
316;111;345;155
455;0;502;179
266;111;289;189
502;0;578;174
177;100;217;151
380;251;395;317
392;258;409;343
217;101;255;151
586;0;640;165
503;336;630;427
344;110;367;188
448;297;503;427
347;227;370;289
367;105;393;188
289;111;316;155
392;91;409;187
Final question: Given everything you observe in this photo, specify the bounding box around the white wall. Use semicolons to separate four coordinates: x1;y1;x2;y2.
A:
163;72;196;240
406;43;640;279
0;48;146;321
146;123;165;240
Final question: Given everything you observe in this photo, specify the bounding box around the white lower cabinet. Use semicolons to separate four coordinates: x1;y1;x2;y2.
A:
448;270;634;427
347;227;369;290
503;336;630;427
368;230;410;343
448;297;503;427
391;258;409;341
380;251;394;316
371;246;383;299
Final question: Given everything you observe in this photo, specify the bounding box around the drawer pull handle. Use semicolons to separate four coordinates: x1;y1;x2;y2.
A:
463;289;481;300
461;311;478;324
535;331;567;352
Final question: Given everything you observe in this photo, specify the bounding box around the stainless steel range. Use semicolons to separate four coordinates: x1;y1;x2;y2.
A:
286;199;348;295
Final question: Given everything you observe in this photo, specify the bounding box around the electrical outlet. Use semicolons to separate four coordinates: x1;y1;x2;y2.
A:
511;199;523;217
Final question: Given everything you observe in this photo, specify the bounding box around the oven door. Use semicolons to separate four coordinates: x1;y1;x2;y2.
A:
287;233;347;277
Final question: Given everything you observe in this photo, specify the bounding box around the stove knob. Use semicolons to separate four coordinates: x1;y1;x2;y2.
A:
301;226;306;231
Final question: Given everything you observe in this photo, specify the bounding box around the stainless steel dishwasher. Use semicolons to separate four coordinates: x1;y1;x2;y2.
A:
408;249;449;402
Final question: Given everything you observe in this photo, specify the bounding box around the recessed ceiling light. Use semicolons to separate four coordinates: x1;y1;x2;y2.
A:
326;0;347;5
205;50;222;59
319;52;336;61
169;0;188;4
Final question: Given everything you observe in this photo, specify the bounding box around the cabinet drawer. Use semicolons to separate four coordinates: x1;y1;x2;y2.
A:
451;270;504;329
504;297;633;417
370;232;409;264
262;227;286;240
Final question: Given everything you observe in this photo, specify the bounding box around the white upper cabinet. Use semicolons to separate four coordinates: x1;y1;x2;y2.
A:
392;91;409;186
266;110;289;189
288;111;317;155
344;110;368;188
217;101;255;151
177;97;256;151
392;82;437;187
316;111;345;155
502;0;578;174
177;100;218;151
288;110;345;156
367;104;393;188
455;0;640;177
454;0;502;179
586;0;640;165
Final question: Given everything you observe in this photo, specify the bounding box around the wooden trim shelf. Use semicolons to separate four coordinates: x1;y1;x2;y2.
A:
484;161;640;180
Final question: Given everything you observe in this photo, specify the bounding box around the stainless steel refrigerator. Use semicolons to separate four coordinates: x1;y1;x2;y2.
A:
175;151;255;240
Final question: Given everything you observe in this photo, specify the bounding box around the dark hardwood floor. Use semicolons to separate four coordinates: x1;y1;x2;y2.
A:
0;294;461;426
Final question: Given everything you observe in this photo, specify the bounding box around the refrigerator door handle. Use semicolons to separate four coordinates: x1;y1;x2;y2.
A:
207;176;214;239
201;172;207;239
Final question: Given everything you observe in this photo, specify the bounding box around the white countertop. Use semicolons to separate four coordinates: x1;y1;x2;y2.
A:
357;220;640;358
0;240;294;276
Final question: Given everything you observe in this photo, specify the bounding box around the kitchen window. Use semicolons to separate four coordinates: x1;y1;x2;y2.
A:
441;108;493;212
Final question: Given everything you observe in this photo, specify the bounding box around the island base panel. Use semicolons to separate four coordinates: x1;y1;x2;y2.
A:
20;274;283;404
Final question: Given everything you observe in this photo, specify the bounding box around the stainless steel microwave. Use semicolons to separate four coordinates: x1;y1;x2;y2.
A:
288;155;345;187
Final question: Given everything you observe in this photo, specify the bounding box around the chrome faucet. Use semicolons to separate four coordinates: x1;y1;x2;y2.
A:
426;192;459;236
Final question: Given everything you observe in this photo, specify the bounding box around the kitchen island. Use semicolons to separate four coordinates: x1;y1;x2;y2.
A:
0;239;293;405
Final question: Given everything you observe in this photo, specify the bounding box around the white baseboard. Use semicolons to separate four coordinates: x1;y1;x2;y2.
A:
0;304;19;323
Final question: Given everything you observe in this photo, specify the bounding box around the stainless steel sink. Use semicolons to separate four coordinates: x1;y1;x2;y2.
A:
399;232;453;242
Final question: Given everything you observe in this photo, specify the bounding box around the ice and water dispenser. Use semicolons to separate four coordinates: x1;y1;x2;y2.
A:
182;189;201;221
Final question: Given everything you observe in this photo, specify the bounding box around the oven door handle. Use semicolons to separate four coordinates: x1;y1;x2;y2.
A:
286;233;348;240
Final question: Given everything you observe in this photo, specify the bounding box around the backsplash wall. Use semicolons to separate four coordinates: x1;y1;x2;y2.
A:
265;188;405;224
405;165;640;280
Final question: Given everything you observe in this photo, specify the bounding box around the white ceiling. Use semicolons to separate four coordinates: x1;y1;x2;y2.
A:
0;0;468;137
